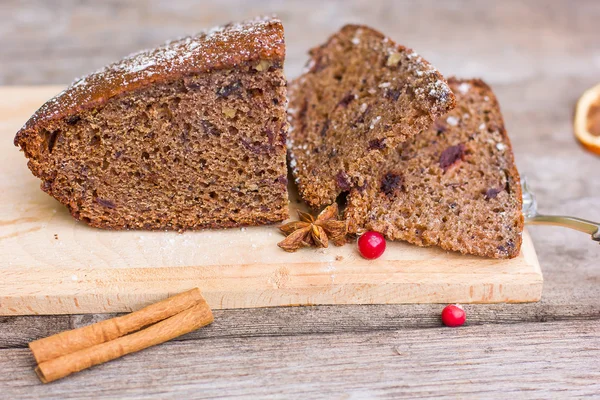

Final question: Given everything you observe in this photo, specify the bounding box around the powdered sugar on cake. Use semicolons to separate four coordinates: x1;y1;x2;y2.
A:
18;16;285;133
458;82;471;94
95;16;282;78
401;50;454;114
446;116;460;126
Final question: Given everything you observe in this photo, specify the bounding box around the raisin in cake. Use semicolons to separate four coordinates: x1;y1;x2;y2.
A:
345;78;524;259
15;17;289;230
287;25;456;209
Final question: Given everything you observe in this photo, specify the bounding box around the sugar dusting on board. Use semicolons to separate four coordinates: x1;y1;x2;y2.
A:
17;16;284;134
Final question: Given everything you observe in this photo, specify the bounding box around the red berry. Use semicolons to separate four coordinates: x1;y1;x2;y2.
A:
357;231;386;259
441;304;466;327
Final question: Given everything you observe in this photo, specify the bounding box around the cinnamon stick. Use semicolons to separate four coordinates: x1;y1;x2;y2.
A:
29;288;205;364
35;299;214;383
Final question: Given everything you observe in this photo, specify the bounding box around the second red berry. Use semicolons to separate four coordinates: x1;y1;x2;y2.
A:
441;304;466;327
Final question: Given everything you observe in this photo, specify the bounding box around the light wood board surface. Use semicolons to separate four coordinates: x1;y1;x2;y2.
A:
1;0;599;398
0;86;542;314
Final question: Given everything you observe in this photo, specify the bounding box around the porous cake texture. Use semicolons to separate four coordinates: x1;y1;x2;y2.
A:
287;25;456;209
15;17;289;230
345;78;524;259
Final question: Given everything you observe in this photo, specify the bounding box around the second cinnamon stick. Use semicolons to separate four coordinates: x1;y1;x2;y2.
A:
35;299;214;383
29;288;204;364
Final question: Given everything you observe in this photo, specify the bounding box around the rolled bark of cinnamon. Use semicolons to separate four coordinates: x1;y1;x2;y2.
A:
29;288;205;364
35;299;214;383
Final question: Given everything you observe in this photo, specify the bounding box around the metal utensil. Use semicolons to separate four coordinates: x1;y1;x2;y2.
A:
522;177;600;242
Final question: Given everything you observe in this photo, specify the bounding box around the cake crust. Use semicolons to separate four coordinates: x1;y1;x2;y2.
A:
345;78;524;259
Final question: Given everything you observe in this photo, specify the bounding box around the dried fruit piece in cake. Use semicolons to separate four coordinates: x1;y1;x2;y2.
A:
287;25;456;209
345;78;524;259
14;17;289;230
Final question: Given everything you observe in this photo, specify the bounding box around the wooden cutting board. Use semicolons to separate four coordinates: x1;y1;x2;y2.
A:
0;86;543;316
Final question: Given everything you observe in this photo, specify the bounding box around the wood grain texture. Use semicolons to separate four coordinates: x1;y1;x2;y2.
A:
3;299;600;350
2;320;600;398
0;87;542;314
1;0;600;397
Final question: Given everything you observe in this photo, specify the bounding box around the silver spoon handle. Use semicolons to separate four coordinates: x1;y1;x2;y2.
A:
526;215;600;241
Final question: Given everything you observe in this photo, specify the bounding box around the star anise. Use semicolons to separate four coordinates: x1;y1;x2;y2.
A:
277;203;348;252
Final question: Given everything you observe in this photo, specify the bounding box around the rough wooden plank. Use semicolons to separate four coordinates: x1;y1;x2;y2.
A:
3;299;600;350
1;320;599;399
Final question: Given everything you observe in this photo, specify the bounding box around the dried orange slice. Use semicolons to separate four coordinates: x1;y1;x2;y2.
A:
574;82;600;155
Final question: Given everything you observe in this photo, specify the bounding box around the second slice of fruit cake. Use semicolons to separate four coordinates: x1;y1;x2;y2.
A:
345;78;524;259
288;25;456;209
15;17;289;230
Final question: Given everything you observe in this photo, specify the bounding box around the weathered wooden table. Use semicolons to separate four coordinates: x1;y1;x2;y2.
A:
1;0;599;398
